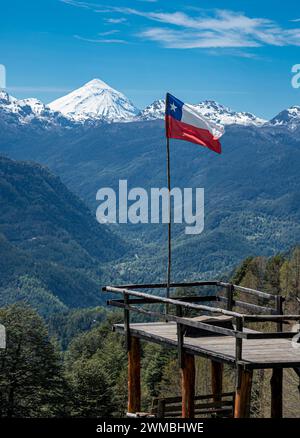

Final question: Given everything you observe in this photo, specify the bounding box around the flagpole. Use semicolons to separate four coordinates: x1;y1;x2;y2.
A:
166;135;171;301
165;93;171;315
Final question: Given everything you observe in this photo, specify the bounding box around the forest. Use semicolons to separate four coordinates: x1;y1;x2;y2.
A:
1;246;300;418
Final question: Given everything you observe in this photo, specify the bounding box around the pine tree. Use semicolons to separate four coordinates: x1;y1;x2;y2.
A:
67;357;114;417
0;303;66;417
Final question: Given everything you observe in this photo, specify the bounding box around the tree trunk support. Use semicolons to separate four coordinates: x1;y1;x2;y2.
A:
181;352;195;418
271;368;283;418
128;336;141;414
234;369;253;418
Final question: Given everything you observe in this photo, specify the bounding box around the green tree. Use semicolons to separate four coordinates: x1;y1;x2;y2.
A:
68;357;114;417
143;344;174;399
264;254;284;294
0;303;66;417
65;314;127;417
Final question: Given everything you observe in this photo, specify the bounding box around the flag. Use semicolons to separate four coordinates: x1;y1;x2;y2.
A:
165;93;224;154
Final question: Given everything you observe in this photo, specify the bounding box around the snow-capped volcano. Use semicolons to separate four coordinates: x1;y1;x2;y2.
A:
49;78;139;122
137;98;266;126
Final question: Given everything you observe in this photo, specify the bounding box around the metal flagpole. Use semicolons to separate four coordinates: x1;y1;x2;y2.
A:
165;93;172;314
166;135;171;299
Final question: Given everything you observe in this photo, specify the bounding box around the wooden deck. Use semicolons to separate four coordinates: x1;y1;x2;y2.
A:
114;322;300;369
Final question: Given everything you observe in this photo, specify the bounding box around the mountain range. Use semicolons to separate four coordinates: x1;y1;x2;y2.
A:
2;78;300;128
1;78;300;291
0;156;128;315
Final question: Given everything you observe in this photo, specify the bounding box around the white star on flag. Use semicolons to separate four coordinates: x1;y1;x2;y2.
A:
170;102;177;112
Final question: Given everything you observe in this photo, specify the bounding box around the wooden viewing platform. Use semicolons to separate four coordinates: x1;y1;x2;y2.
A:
103;281;300;418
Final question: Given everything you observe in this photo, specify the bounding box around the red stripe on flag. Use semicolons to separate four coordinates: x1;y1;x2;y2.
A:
165;115;222;154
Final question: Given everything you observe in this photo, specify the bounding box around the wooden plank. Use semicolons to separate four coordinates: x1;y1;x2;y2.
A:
152;392;234;405
163;400;233;413
163;407;232;417
181;353;195;418
114;323;300;368
128;337;141;413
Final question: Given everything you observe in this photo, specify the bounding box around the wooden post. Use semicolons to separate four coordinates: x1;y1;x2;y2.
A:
211;360;223;403
272;295;283;418
275;295;284;332
181;352;195;418
226;284;234;311
157;399;166;418
270;368;283;418
234;369;253;418
128;336;141;414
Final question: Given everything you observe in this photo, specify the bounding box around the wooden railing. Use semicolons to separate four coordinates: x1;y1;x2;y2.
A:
103;281;300;368
151;392;235;418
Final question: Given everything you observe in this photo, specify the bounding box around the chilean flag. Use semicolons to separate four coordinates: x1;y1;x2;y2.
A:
165;93;224;154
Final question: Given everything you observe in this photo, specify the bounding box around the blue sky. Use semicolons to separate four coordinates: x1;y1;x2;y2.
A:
1;0;300;118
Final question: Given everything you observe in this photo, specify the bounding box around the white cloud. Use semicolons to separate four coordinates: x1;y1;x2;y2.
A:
74;35;128;44
104;18;127;24
122;8;300;48
60;0;95;9
98;30;120;36
139;28;260;49
61;2;300;50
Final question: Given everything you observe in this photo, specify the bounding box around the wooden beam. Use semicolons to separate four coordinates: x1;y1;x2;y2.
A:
104;280;222;291
234;369;253;418
181;353;195;418
270;368;283;418
232;284;275;300
211;361;223;403
105;286;243;318
109;300;239;337
128;336;141;414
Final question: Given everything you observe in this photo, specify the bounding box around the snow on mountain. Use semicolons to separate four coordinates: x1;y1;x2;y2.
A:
2;82;300;132
0;90;17;106
137;99;165;121
0;90;72;128
137;98;266;127
49;78;139;122
268;106;300;129
191;100;266;127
